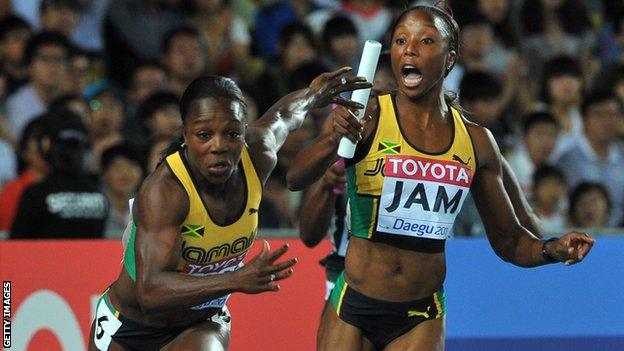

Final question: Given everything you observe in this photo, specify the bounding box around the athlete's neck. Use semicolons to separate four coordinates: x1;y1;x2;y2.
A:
395;89;447;130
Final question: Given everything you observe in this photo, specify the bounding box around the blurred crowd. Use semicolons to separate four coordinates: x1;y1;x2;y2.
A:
0;0;622;240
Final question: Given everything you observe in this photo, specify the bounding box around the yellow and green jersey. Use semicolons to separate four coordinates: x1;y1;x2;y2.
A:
123;147;261;309
345;94;477;252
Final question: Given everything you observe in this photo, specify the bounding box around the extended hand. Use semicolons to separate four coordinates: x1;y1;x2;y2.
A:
232;240;297;294
547;232;595;265
308;67;372;109
330;106;372;144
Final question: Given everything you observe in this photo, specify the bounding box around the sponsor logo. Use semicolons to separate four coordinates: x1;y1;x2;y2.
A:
364;158;384;176
181;231;256;264
452;154;471;166
407;306;430;318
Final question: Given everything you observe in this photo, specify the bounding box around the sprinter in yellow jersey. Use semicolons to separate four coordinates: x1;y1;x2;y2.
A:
88;70;371;351
287;3;595;351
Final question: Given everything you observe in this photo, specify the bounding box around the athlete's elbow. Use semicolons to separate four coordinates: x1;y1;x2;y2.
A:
300;233;321;248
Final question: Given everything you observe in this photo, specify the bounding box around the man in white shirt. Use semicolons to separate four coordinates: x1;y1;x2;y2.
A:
555;91;624;226
5;31;71;139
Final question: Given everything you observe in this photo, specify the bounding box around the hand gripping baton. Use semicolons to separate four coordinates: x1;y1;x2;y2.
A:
337;40;382;159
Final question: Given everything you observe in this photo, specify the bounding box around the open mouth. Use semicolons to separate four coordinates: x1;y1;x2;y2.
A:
401;64;423;88
207;161;231;176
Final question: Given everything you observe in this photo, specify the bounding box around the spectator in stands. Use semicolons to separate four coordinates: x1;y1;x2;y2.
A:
160;25;207;96
537;55;585;159
459;70;510;151
10;110;108;239
349;0;392;40
100;143;143;239
0;117;48;236
474;0;519;50
531;164;567;233
5;31;71;139
567;182;611;228
254;0;317;59
104;0;186;86
137;91;182;146
185;0;260;85
0;15;32;95
556;91;624;226
321;15;359;71
38;0;81;38
144;137;170;174
446;14;522;114
64;45;91;95
83;80;126;172
0;67;16;186
123;62;169;143
519;0;595;81
253;22;318;114
505;111;560;195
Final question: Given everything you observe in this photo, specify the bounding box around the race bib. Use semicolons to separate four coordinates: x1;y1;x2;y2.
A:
93;296;123;351
376;155;473;239
182;254;245;310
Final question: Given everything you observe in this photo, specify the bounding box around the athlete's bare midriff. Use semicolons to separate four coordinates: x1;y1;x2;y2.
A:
108;270;221;329
344;236;446;302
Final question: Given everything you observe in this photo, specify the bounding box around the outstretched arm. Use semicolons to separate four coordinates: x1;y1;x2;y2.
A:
501;156;542;238
134;172;296;315
247;67;371;183
286;99;378;191
470;126;593;267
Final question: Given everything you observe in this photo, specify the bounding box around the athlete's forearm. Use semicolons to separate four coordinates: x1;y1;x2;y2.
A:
137;271;238;315
501;157;542;238
489;223;550;267
287;134;339;190
299;180;337;247
255;88;317;152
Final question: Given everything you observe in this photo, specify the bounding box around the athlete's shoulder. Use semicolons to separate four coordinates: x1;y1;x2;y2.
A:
134;160;189;223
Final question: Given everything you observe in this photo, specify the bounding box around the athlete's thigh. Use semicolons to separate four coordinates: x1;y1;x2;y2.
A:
383;316;445;351
161;319;230;351
317;302;375;351
87;319;127;351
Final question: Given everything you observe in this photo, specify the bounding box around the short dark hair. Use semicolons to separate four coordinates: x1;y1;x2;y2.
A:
523;111;559;134
101;143;143;173
23;31;71;66
459;70;502;102
581;90;623;118
322;15;358;48
161;25;200;55
539;55;583;103
0;15;31;42
568;181;612;221
161;75;247;162
533;164;566;189
137;91;180;125
278;22;315;51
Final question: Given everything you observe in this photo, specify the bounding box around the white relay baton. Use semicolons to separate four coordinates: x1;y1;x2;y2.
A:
337;40;382;159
